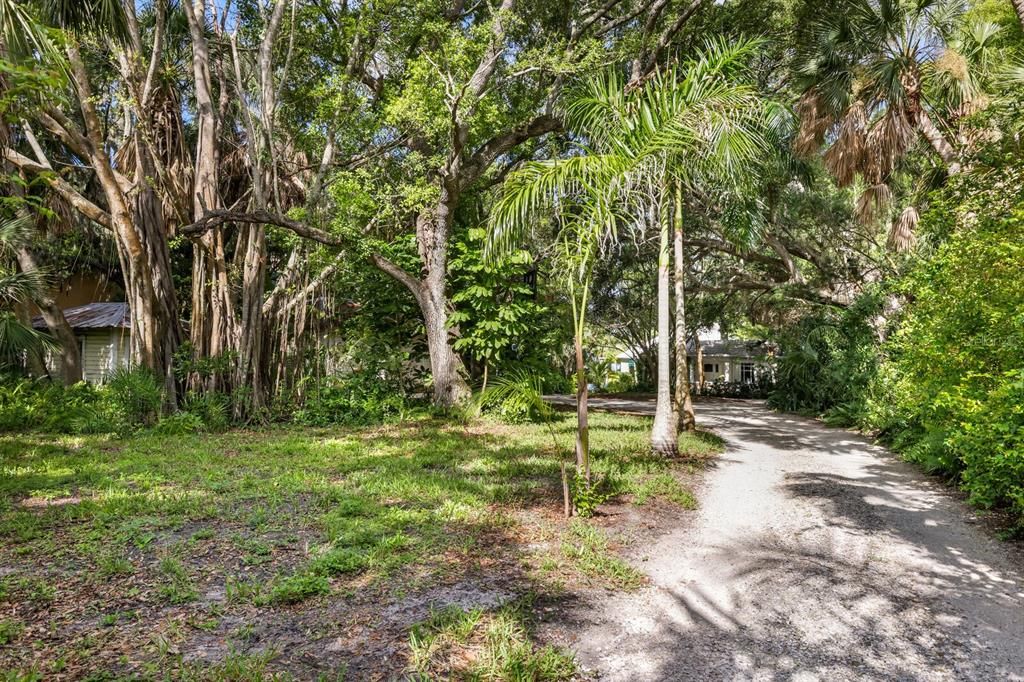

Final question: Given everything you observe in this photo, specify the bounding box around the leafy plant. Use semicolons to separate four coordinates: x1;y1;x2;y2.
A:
294;369;410;427
107;366;163;429
474;369;555;425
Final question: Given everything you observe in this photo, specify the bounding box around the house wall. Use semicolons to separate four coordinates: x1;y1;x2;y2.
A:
688;355;771;384
46;328;131;383
24;273;123;318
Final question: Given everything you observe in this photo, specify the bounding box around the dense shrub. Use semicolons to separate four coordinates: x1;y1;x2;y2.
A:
181;391;231;432
106;367;164;428
699;376;774;400
768;290;883;422
294;369;410;426
867;209;1024;525
0;378;109;433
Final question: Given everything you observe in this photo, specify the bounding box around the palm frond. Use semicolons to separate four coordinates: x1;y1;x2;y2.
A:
40;0;130;43
0;268;50;306
0;216;36;251
888;205;919;252
0;313;56;368
474;369;555;423
0;0;58;62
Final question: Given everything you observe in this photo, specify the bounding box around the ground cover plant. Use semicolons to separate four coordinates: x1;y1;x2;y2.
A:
0;412;719;680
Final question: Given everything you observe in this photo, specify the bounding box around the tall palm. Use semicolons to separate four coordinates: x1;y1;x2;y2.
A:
490;38;773;465
794;0;996;232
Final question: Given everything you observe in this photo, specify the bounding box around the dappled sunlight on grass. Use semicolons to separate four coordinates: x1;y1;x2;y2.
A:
0;412;719;678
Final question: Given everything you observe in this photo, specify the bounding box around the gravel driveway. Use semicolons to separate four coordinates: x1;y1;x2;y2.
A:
558;397;1024;681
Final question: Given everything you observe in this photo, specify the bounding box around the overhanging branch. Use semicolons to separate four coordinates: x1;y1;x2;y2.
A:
180;209;343;246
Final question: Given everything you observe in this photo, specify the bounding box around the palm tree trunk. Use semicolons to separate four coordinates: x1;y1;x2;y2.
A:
574;331;590;480
16;247;81;384
916;107;961;175
1013;0;1024;31
672;186;695;432
900;67;961;176
651;202;679;457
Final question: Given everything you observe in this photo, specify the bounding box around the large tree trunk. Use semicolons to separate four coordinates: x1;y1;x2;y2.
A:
672;187;695;433
651;204;678;457
68;42;178;399
16;247;82;384
374;200;471;408
418;198;470;408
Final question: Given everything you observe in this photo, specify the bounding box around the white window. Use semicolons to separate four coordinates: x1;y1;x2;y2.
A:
703;363;719;374
741;362;755;383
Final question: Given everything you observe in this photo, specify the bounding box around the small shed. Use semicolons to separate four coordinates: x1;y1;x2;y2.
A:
32;302;131;383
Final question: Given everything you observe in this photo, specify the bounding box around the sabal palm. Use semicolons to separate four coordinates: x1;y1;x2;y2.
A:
794;0;997;226
0;0;128;60
490;38;773;465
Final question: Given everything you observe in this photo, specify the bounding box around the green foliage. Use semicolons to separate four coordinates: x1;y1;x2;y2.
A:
570;473;611;519
181;391;231;433
106;367;163;429
294;369;411;427
153;411;207;436
450;228;552;378
0;379;108;433
868;206;1024;525
768;290;884;423
596;367;638;394
475;369;554;424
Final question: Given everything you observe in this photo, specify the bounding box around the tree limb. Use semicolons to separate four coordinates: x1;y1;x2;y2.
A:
369;252;424;305
460;114;562;190
180;209;343;246
3;148;113;230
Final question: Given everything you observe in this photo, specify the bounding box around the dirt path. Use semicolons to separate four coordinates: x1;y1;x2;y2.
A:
559;398;1024;681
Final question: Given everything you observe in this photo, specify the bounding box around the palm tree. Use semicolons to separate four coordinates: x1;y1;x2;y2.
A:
0;216;54;368
490;38;773;465
0;0;128;59
794;0;998;236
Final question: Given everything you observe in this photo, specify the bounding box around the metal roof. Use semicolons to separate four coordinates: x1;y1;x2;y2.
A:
32;302;130;330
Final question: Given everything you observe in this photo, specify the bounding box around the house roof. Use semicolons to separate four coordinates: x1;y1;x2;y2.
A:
32;302;130;331
688;339;771;359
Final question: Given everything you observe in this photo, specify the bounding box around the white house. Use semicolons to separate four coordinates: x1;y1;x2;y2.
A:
606;327;774;388
32;302;132;383
687;338;773;386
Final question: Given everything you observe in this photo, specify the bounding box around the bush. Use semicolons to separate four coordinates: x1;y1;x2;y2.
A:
867;208;1024;526
107;367;163;428
294;369;410;426
0;378;113;433
180;391;230;432
768;290;883;421
154;411;206;435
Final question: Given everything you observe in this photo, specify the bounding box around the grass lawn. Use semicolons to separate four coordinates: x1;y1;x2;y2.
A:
0;412;720;680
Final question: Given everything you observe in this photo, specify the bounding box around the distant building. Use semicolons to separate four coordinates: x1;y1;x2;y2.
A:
687;338;774;386
32;302;131;383
607;329;774;389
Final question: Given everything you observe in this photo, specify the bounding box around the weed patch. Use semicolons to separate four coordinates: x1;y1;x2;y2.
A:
408;601;575;680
